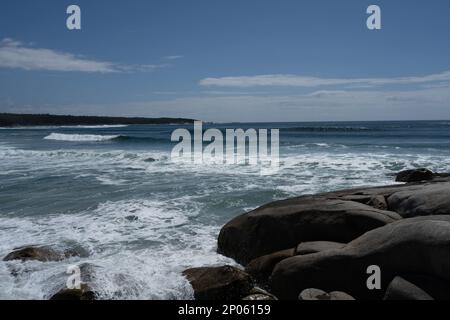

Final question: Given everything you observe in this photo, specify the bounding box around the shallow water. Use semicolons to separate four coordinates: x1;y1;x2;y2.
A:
1;121;450;299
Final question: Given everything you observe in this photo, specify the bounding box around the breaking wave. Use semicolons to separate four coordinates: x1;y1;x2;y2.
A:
44;133;121;142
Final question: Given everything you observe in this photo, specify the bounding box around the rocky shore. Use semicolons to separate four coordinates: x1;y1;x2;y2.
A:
3;168;450;300
184;168;450;300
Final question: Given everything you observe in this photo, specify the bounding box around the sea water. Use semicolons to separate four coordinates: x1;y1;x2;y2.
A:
1;121;450;299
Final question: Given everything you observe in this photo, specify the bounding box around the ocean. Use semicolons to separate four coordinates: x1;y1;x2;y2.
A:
1;121;450;299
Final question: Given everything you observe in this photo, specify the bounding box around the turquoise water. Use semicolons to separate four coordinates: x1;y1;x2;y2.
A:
1;121;450;299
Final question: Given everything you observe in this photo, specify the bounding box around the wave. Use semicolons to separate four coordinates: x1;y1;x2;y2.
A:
1;125;129;130
44;133;120;142
61;125;129;129
282;126;374;133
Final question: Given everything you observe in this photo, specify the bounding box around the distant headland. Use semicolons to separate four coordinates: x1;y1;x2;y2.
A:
0;113;196;127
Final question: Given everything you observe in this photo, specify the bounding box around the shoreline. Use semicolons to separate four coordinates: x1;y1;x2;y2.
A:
0;113;196;127
184;168;450;300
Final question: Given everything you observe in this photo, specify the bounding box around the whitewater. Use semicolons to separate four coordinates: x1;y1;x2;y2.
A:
1;121;450;299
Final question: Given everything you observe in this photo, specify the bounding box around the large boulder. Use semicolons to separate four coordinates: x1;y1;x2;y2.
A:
3;246;64;262
48;263;99;300
270;216;450;300
295;241;346;255
50;284;96;300
218;198;401;265
396;169;434;183
3;244;89;263
383;276;433;300
387;182;450;217
245;248;295;286
183;266;253;300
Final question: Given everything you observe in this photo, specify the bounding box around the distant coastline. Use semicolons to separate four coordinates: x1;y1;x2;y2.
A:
0;113;196;127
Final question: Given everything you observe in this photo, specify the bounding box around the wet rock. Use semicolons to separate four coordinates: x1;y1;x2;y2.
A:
245;248;295;286
295;241;345;255
183;266;253;300
383;276;433;300
396;169;434;183
3;246;64;262
218;198;400;265
63;245;90;259
270;216;450;300
50;284;96;301
125;215;139;222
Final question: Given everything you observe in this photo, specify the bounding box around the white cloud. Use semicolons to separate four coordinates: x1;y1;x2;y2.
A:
164;55;183;60
5;85;449;122
0;38;169;73
199;71;450;88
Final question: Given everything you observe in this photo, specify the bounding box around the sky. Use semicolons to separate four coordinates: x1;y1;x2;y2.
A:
1;0;450;122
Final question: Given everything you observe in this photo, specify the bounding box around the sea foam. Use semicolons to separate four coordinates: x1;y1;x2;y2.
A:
44;133;120;142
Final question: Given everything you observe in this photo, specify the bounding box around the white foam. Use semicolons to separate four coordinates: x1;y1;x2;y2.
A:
0;198;236;300
1;125;128;130
44;133;120;142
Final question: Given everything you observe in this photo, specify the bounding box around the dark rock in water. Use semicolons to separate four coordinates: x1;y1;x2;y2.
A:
144;157;156;163
125;215;139;222
48;263;99;300
183;266;253;300
245;249;295;286
383;276;433;300
63;245;90;259
396;168;434;183
387;182;450;217
295;241;345;256
299;288;355;300
270;216;450;300
50;284;96;300
218;198;400;265
3;246;64;262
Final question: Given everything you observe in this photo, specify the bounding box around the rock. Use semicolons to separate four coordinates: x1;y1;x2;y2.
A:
144;157;156;163
396;169;434;183
270;216;450;300
387;182;450;217
295;241;345;255
383;276;433;300
50;284;96;300
299;288;355;300
218;198;400;265
248;287;278;300
299;288;330;300
125;215;139;222
3;246;64;262
329;291;356;300
63;245;90;259
242;294;276;300
335;194;388;211
183;266;253;300
245;249;295;286
366;195;388;211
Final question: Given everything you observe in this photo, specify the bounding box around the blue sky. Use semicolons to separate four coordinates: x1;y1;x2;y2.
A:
1;0;450;122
